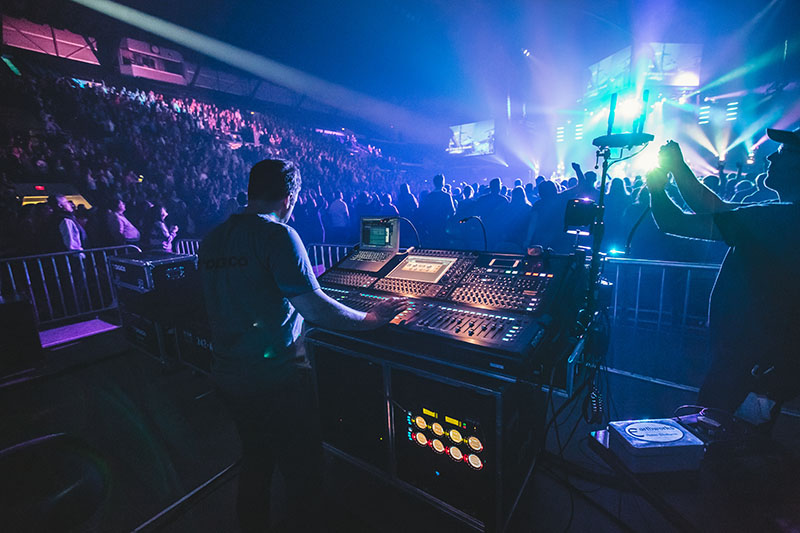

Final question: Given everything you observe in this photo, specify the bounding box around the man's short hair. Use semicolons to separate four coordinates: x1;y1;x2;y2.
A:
247;159;301;203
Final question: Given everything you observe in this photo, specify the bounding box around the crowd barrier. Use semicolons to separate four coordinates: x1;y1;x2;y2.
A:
171;240;354;275
300;245;721;335
1;240;724;398
604;257;719;331
173;239;201;256
0;245;142;326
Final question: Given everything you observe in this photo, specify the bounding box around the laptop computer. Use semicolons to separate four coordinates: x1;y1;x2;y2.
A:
337;217;400;272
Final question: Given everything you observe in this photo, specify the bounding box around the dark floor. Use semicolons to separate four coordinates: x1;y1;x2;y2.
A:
3;328;800;533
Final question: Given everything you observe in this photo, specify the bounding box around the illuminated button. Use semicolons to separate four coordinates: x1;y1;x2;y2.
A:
415;432;428;446
431;423;445;436
467;454;484;470
415;416;427;430
449;446;464;461
431;439;445;453
449;429;463;443
468;436;483;452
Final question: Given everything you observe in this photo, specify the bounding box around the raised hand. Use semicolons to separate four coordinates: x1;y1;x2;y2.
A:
645;167;669;192
571;162;581;173
658;141;685;171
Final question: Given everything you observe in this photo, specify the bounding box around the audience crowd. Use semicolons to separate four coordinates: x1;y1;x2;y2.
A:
1;68;773;265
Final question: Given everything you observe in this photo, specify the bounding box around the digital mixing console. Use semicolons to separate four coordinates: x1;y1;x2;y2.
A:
311;243;579;530
316;246;583;374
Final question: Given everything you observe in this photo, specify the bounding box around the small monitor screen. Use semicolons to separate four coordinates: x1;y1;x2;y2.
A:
489;258;520;269
360;217;399;249
386;255;457;284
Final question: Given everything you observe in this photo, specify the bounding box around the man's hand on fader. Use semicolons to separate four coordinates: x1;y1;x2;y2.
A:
365;297;409;327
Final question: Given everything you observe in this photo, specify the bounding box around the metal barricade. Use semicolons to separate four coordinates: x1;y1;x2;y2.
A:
305;243;354;273
173;239;201;255
604;257;720;331
167;240;352;275
0;245;141;326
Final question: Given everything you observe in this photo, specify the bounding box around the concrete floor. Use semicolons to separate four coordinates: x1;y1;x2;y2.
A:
3;326;800;532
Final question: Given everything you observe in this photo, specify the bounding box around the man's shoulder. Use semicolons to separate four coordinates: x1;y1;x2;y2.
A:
201;214;289;247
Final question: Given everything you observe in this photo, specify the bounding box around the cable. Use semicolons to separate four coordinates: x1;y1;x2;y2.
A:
607;144;650;169
379;216;421;248
537;461;637;533
458;216;488;251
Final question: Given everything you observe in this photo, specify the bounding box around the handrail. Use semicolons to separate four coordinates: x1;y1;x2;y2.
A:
605;257;721;270
0;245;143;263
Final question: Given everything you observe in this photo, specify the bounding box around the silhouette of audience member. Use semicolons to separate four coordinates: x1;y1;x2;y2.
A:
418;174;456;247
502;186;532;250
743;172;779;204
396;183;418;220
647;133;800;426
472;178;510;249
604;178;632;251
326;191;350;243
526;180;571;253
566;162;600;202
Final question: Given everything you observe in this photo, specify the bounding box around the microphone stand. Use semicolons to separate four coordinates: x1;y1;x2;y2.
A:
584;90;652;321
381;216;421;248
459;216;488;251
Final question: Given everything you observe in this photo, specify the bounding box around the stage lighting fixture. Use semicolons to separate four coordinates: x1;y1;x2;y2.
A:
618;97;642;119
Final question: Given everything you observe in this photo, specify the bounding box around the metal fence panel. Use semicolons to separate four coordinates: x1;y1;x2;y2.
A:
0;245;141;326
173;239;201;255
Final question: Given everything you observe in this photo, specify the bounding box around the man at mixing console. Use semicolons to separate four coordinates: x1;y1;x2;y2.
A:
199;158;407;532
646;131;800;428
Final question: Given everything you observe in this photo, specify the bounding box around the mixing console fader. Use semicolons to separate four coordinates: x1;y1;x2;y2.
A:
321;289;543;353
450;267;553;312
318;269;376;289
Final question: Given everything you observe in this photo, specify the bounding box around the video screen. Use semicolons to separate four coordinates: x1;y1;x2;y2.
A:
386;255;457;284
636;42;703;87
447;119;495;157
586;46;631;95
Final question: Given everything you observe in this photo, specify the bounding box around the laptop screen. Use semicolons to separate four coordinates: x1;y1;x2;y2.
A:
360;217;399;251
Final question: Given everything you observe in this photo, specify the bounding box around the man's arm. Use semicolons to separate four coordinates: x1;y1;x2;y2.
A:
271;225;407;330
290;290;407;331
659;141;739;214
571;162;585;184
647;168;724;241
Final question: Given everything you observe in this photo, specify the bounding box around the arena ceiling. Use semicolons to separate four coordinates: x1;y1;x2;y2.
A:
4;0;799;132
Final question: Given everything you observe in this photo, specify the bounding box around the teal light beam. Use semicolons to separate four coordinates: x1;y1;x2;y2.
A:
70;0;443;142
